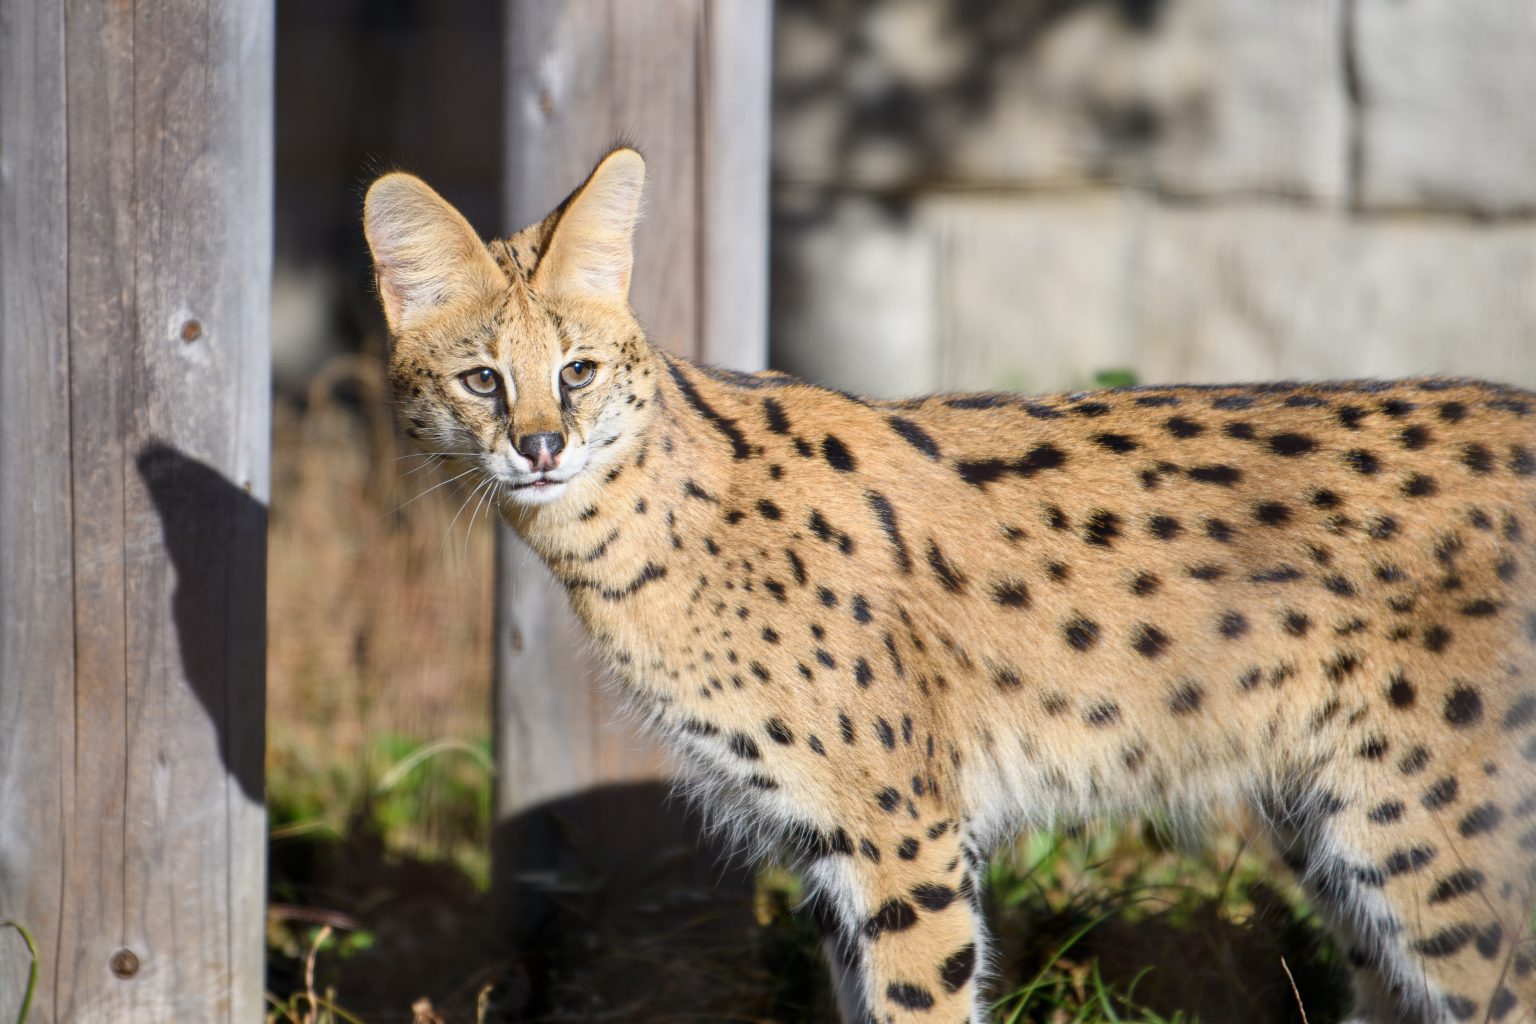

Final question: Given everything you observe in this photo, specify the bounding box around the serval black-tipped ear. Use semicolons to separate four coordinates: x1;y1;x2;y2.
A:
533;148;646;304
363;173;507;333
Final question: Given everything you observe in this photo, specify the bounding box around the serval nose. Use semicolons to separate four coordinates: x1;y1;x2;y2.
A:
515;431;565;472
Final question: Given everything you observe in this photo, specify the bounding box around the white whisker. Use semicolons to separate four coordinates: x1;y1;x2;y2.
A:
390;450;481;462
396;451;445;482
463;475;499;575
397;454;444;480
383;465;479;519
443;475;494;563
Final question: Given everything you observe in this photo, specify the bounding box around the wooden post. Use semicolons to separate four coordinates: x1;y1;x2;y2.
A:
496;0;771;925
0;1;273;1020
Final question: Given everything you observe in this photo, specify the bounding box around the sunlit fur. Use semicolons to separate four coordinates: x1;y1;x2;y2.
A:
367;150;1536;1024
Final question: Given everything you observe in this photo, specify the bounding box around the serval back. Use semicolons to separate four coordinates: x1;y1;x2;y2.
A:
365;148;1536;1024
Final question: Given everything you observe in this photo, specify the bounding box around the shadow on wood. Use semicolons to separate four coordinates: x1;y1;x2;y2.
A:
135;441;268;803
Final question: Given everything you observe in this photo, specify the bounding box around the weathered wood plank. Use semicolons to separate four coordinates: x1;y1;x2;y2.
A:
497;0;770;920
0;0;75;1014
60;3;138;1011
0;1;273;1020
504;0;704;357
701;0;773;368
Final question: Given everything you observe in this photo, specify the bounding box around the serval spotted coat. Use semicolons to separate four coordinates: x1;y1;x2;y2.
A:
365;149;1536;1024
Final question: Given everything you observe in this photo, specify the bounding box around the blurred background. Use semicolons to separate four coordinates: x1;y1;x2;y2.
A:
266;2;1536;1021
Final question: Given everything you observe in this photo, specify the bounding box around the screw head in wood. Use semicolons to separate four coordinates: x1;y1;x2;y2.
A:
109;948;139;979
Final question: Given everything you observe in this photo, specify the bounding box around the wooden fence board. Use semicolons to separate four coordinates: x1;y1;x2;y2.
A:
497;0;771;923
0;1;273;1019
0;0;75;1015
701;0;773;368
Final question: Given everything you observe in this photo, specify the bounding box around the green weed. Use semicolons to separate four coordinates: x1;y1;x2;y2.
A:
1;918;37;1024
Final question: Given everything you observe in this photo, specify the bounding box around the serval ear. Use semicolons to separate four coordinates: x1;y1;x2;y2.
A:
533;148;645;304
363;173;507;333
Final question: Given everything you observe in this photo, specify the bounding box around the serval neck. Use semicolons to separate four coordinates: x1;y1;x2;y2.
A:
507;350;739;633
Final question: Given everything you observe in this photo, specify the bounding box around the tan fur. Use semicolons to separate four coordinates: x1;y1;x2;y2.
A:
366;150;1536;1024
531;148;645;302
363;174;507;332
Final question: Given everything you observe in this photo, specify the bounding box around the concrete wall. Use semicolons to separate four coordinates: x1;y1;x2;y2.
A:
769;0;1536;397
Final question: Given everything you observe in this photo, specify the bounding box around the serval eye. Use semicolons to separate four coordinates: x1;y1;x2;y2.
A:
461;367;500;396
561;360;596;389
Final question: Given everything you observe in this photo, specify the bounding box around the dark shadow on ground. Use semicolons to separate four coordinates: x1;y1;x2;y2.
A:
992;878;1351;1023
487;782;768;1022
270;781;830;1023
270;784;1351;1023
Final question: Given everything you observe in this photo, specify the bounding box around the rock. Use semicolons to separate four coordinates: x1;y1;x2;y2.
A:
919;195;1536;391
773;0;1346;200
1355;0;1536;213
770;189;936;397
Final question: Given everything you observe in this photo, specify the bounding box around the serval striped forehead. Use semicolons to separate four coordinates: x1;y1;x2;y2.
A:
386;260;656;478
487;230;548;286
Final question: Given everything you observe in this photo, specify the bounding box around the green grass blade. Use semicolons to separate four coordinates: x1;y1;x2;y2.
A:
1;920;39;1024
373;738;495;793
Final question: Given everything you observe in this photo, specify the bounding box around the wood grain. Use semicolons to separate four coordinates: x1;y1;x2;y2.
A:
497;0;771;914
700;0;772;369
0;0;75;1015
0;0;272;1019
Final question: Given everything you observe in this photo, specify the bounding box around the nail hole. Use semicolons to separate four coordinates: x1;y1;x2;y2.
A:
109;948;139;979
180;319;203;343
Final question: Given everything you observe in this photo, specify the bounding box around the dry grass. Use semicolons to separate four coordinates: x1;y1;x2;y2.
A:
268;350;495;870
267;350;508;1018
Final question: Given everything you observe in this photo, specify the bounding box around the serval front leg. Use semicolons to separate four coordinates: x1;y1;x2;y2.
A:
802;817;987;1023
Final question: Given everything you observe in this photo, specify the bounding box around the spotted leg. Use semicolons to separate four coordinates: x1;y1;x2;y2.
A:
1261;764;1536;1024
802;819;987;1023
